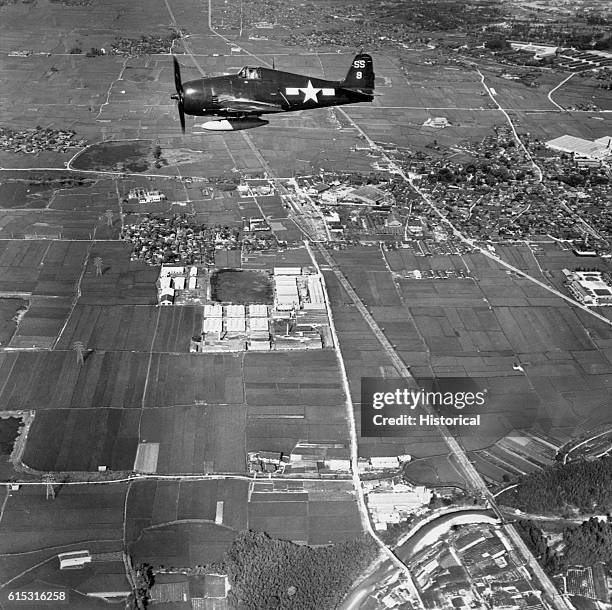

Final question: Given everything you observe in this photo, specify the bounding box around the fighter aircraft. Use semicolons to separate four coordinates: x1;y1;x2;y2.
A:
170;53;375;131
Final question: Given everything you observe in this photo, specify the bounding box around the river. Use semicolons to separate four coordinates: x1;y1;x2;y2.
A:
340;508;498;610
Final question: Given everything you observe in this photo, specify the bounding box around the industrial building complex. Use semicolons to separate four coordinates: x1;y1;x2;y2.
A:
154;266;332;351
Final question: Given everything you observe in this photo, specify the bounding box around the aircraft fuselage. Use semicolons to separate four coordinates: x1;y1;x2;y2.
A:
181;68;372;117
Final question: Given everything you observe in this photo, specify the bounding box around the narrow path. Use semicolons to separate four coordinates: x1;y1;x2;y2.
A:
51;240;94;349
547;73;574;111
138;307;162;441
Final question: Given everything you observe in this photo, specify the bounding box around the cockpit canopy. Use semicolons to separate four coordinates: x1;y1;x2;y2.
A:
238;67;262;80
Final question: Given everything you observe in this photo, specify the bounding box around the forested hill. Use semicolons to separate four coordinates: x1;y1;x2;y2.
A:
502;457;612;515
223;531;378;609
517;518;612;573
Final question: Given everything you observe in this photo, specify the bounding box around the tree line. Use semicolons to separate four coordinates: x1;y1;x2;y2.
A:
223;531;378;609
517;518;612;574
503;457;612;515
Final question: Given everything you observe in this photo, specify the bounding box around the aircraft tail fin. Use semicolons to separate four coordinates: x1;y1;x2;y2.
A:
342;53;374;94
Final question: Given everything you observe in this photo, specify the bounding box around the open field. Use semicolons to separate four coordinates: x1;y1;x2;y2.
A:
0;538;124;608
131;521;237;568
0;240;88;295
0;348;354;470
139;405;246;473
0;351;149;410
126;479;248;534
0;351;244;411
323;245;612;465
547;73;612;111
126;479;248;566
247;479;362;545
403;455;471;489
0;298;25;346
509;109;612;143
244;351;349;451
78;242;159;305
0;484;127;553
56;304;160;351
22;408;139;472
210;269;273;304
144;353;244;407
9;297;73;349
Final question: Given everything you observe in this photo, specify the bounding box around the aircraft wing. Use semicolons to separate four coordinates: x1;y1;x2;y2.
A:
217;97;284;115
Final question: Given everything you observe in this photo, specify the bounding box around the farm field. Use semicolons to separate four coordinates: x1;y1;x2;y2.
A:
125;478;363;556
244;351;349;451
0;350;150;410
0;298;25;346
0;538;124;607
0;484;127;553
126;479;248;565
78;242;159;305
0;351;244;411
551;75;612;111
403;455;471;489
22;408;140;472
139;405;246;473
126;479;248;532
247;479;362;545
210;269;273;304
323;245;612;464
9;297;73;349
0;240;89;295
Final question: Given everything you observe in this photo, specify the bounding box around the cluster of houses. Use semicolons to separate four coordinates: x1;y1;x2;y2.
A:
0;126;86;154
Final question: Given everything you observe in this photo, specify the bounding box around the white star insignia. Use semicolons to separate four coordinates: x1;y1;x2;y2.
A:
299;80;321;103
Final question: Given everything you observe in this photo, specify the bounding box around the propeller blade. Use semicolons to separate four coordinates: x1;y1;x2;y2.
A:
173;56;183;97
179;102;185;133
172;56;185;134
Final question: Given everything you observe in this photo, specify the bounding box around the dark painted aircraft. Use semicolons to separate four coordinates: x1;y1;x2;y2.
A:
170;53;375;131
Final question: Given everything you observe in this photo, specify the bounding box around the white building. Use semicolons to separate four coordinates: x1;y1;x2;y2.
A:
275;275;299;310
160;266;185;276
172;277;185;290
324;459;351;472
546;135;612;160
128;188;166;203
369;456;400;469
226;317;246;333
160;288;174;305
249;317;269;332
225;304;246;318
203;317;222;334
564;270;612;306
249;304;268;317
204;304;223;318
423;117;450;128
159;276;172;290
305;275;325;310
367;484;433;530
58;550;92;570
